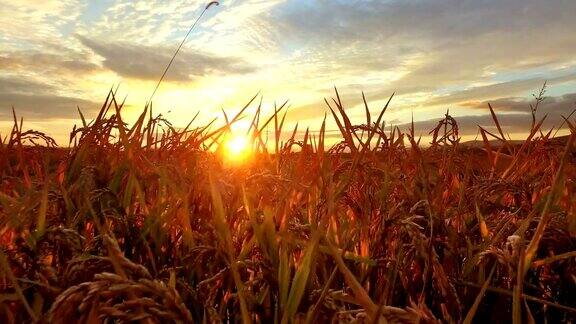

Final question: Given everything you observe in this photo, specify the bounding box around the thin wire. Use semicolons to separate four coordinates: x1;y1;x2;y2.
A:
147;2;219;105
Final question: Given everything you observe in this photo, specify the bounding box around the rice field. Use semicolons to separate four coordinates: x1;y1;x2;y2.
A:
0;88;575;323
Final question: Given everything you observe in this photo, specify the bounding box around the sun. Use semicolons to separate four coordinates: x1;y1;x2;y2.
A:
223;133;252;163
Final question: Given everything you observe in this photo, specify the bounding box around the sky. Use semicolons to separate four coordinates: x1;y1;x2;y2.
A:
1;0;576;145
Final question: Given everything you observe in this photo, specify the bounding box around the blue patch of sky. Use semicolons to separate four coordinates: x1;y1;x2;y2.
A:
80;1;114;24
58;1;113;37
59;20;78;38
164;5;212;43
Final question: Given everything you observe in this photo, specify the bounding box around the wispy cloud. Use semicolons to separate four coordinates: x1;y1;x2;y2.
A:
77;35;256;81
463;92;576;115
426;73;576;107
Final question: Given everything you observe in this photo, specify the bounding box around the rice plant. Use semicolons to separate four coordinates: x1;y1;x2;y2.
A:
0;87;575;323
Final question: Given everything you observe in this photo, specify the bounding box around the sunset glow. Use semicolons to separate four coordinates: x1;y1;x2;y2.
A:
2;1;576;144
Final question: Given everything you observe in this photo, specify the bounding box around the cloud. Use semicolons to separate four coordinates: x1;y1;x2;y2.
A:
397;93;576;137
266;0;576;95
0;51;99;74
0;76;99;119
77;35;256;82
0;77;54;94
0;0;84;48
287;101;329;121
426;73;576;107
287;89;576;139
0;93;99;119
270;0;576;55
397;113;557;140
463;92;576;115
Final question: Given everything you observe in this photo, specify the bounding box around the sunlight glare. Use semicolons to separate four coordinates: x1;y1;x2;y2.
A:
223;134;252;163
